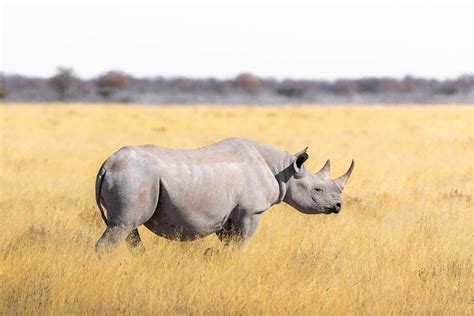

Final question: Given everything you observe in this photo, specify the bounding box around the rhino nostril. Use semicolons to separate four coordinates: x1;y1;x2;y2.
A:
336;202;341;209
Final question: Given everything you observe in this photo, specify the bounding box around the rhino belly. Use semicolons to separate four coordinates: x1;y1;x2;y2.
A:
144;205;231;241
144;184;235;241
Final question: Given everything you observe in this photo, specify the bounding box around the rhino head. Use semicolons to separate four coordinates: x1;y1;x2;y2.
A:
283;148;354;214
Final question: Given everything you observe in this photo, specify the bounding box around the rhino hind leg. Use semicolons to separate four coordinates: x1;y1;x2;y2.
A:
125;228;144;253
96;174;160;252
95;225;135;252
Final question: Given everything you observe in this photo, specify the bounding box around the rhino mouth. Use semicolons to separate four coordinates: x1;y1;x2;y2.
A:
322;204;341;214
330;207;340;214
310;194;341;215
310;196;332;214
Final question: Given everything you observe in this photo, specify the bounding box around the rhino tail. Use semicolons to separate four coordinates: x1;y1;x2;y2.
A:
95;164;108;226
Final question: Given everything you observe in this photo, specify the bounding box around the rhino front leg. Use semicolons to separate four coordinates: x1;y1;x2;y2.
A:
217;214;260;246
238;214;261;243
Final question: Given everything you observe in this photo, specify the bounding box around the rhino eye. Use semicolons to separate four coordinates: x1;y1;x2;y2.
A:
314;187;323;192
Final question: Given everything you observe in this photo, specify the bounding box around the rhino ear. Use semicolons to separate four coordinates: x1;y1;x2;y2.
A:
292;147;309;177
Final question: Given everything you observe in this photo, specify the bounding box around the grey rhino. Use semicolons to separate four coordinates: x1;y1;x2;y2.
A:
95;137;354;251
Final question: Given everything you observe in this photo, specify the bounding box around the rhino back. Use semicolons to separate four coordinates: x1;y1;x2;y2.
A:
139;138;280;211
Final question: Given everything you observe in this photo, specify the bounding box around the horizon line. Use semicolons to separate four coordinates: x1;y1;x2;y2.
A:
2;70;472;82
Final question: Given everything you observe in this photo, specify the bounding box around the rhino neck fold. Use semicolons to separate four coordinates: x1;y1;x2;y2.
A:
274;164;294;203
249;141;294;205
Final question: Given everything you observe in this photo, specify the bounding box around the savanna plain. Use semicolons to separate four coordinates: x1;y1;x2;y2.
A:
0;104;472;315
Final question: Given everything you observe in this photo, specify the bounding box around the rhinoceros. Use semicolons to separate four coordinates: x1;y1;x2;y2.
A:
95;137;354;251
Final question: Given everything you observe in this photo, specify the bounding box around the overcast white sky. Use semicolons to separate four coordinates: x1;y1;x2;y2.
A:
1;0;473;80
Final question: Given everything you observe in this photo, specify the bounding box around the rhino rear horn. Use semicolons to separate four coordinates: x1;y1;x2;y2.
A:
316;159;331;179
335;160;355;190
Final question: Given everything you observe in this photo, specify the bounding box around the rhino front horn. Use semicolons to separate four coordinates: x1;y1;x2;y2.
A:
316;159;331;179
335;160;355;190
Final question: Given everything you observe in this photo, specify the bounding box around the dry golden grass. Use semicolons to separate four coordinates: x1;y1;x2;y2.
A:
0;103;472;314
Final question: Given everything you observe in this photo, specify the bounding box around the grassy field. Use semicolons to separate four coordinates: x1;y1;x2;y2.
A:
0;104;472;314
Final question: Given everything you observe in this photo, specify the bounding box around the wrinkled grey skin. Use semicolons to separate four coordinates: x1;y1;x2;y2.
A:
95;137;354;251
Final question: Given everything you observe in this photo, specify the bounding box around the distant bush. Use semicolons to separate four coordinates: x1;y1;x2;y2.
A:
174;78;195;92
49;67;75;101
0;84;9;100
436;86;458;95
276;82;304;98
96;72;129;100
233;73;261;93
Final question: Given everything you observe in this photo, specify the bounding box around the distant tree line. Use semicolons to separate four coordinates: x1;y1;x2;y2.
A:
0;68;472;104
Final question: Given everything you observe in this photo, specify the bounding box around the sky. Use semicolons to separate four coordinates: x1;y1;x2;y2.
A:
1;0;473;80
